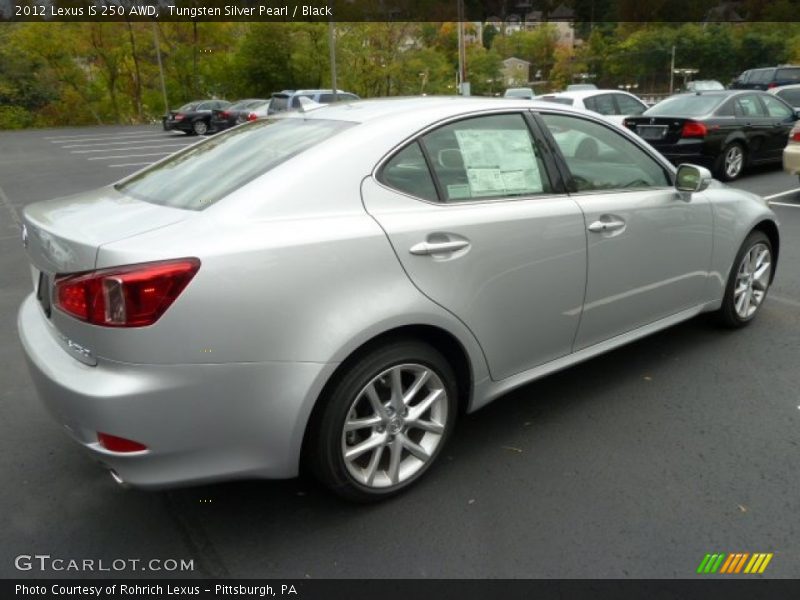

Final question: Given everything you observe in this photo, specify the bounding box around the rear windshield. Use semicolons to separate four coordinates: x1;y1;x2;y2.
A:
776;68;800;83
776;88;800;107
645;94;723;116
177;102;198;112
539;96;574;106
270;96;289;112
116;118;355;210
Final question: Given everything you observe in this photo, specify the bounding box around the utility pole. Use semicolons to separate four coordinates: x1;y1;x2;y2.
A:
328;20;338;102
152;22;169;115
669;44;676;94
456;0;469;95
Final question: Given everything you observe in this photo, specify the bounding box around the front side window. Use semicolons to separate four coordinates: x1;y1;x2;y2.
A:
420;113;551;202
541;113;670;192
117;118;355;210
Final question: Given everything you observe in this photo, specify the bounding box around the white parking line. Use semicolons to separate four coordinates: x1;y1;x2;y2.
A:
764;188;800;200
769;201;800;208
45;130;167;141
87;152;173;161
109;162;155;168
70;143;189;154
62;137;193;148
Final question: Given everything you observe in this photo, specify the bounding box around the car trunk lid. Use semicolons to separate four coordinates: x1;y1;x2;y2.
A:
23;186;190;275
624;116;696;144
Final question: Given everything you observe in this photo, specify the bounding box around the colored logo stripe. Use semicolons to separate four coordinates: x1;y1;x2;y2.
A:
698;553;773;574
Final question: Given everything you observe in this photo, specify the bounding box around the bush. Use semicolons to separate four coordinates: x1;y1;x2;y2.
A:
0;105;34;130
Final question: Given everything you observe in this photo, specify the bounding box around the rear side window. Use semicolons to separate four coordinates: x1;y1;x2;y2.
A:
776;68;800;83
379;142;438;202
117;118;355;210
270;96;289;112
761;95;793;118
420;113;551;202
584;94;616;115
734;95;767;117
614;94;646;116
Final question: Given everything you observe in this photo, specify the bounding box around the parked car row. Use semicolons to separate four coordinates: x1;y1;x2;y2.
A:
162;89;360;135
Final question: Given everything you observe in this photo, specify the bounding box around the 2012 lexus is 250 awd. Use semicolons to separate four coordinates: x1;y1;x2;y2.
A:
18;97;779;501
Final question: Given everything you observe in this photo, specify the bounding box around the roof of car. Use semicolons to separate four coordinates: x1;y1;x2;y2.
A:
545;89;639;100
286;95;599;126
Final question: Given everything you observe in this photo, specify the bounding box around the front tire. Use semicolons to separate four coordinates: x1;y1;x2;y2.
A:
307;339;457;502
715;142;746;181
716;231;773;328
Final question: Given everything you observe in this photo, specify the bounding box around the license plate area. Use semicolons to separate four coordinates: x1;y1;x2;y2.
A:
37;271;53;319
637;125;668;140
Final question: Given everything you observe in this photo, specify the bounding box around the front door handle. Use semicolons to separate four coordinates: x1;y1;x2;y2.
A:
409;240;470;255
588;219;626;233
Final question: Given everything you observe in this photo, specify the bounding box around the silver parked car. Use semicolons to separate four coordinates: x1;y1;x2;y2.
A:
18;97;779;501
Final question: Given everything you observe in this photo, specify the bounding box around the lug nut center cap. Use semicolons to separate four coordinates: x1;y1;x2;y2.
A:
387;417;404;435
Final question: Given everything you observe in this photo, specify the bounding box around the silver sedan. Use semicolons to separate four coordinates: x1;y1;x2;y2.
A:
18;97;779;501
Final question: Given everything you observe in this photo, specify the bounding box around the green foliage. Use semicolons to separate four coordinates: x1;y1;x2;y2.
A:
2;20;800;128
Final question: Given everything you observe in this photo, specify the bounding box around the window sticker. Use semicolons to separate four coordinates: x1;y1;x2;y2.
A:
454;129;542;197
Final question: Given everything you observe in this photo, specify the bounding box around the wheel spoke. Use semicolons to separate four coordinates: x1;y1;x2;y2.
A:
401;434;430;462
363;445;384;486
364;383;387;419
345;415;382;432
735;287;748;314
390;368;404;412
403;369;430;406
387;436;403;484
408;388;443;421
345;432;386;461
409;418;445;434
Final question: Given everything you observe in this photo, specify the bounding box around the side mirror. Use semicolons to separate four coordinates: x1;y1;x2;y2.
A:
675;164;712;194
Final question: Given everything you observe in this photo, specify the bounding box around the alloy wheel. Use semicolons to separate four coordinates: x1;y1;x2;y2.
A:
733;242;771;319
724;145;744;179
341;363;448;489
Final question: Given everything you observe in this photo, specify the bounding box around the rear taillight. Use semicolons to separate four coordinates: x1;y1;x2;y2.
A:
98;432;147;453
767;82;778;89
175;113;184;120
681;121;707;138
791;125;800;143
220;111;229;119
54;258;200;327
247;112;258;121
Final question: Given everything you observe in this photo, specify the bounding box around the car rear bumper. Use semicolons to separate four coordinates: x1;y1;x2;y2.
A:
784;144;800;176
210;118;234;132
17;294;336;489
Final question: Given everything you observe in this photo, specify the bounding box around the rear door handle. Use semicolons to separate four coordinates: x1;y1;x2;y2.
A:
588;219;626;233
409;240;470;255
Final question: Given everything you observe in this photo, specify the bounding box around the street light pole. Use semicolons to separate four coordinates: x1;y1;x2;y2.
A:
669;44;675;94
152;22;169;116
328;20;338;102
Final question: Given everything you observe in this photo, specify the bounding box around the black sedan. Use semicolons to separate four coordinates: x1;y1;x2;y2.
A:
162;99;231;136
209;99;270;133
624;90;799;180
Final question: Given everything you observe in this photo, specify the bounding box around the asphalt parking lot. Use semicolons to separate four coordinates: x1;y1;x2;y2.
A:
1;124;799;579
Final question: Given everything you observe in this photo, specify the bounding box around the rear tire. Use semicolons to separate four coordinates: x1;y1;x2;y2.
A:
192;120;208;136
307;339;457;502
716;231;773;328
715;142;746;181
